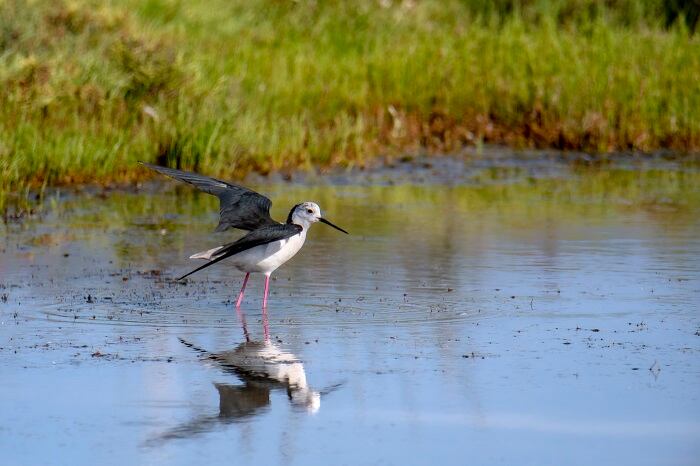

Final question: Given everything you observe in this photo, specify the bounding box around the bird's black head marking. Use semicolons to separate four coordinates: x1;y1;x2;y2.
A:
286;203;304;224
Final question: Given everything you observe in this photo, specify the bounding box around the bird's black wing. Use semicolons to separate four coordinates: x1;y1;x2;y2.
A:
178;223;303;280
140;162;277;231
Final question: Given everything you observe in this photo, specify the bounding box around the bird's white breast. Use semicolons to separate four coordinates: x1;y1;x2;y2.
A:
231;230;307;274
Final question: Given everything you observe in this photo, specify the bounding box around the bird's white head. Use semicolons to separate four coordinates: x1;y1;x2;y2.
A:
287;202;349;234
290;202;321;227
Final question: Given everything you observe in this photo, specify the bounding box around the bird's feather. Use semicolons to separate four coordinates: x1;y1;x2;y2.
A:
140;162;277;231
177;223;303;280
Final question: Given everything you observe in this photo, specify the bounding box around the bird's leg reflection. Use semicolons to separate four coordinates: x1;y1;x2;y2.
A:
235;272;250;308
262;307;270;342
235;306;251;342
235;306;268;343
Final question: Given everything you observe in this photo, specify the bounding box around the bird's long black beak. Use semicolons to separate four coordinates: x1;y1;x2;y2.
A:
319;217;349;234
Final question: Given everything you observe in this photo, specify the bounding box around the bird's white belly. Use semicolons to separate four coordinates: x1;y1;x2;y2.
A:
231;232;306;274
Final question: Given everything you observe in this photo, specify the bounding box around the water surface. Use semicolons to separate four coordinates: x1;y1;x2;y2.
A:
1;165;699;465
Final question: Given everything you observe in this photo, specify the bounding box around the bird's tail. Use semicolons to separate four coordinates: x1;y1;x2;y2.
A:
189;245;224;260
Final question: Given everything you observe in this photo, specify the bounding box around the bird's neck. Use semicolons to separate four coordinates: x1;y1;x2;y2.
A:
291;220;310;232
288;213;312;231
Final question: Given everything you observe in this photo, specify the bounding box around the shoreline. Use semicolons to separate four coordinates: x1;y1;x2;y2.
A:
5;147;699;220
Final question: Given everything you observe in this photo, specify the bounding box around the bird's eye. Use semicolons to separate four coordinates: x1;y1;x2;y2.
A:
307;209;313;214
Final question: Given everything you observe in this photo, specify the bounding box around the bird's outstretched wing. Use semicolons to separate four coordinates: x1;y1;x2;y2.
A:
140;163;277;231
178;223;303;280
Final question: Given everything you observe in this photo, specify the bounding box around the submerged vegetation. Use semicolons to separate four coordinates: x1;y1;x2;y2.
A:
1;0;700;211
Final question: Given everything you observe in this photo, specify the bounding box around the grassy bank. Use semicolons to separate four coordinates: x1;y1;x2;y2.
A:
1;0;700;211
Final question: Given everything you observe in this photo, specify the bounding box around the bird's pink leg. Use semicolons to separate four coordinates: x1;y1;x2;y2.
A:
262;274;270;309
235;273;250;308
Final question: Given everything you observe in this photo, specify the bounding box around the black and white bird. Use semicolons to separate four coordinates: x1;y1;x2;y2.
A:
141;163;348;308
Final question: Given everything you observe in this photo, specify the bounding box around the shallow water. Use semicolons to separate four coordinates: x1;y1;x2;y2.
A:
1;165;699;465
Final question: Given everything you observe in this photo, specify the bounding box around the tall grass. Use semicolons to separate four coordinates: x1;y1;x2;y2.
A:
1;0;699;212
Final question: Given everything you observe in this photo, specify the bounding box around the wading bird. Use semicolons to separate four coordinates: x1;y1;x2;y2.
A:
141;163;348;308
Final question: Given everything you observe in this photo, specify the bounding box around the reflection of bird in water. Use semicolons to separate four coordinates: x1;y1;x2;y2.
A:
140;163;348;308
181;338;321;415
151;311;335;444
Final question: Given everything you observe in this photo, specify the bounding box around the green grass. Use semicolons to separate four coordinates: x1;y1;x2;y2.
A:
1;0;700;212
